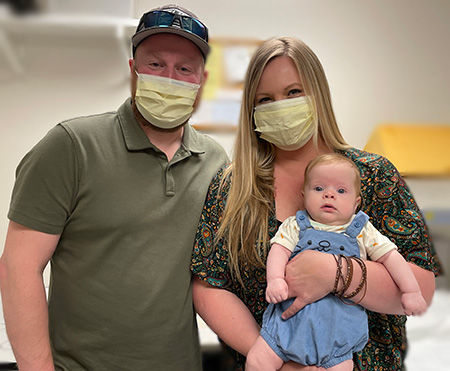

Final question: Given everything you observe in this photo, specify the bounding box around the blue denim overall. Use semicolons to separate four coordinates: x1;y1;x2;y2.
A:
261;210;369;368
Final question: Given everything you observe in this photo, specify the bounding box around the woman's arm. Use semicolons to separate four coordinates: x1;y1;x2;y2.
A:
193;277;260;356
282;250;435;319
194;277;324;371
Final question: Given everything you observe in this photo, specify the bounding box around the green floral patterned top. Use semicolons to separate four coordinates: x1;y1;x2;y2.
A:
191;148;441;371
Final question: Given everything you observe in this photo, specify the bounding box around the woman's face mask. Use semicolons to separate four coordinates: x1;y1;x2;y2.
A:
253;96;315;151
134;72;200;129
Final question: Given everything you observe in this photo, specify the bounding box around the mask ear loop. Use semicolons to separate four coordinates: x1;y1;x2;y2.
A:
132;59;138;76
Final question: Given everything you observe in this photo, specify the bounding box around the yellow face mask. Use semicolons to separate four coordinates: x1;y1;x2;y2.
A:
254;96;316;151
135;73;200;129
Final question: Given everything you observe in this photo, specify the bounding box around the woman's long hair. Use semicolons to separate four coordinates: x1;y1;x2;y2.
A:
218;37;350;284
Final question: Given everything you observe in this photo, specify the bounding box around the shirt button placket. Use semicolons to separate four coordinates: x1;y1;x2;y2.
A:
165;164;175;197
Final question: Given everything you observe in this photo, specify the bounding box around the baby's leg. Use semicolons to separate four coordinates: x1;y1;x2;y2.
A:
246;335;284;371
327;359;353;371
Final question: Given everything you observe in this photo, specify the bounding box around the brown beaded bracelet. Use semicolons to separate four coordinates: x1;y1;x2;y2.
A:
331;254;353;298
331;254;368;306
341;256;368;305
331;254;343;295
341;255;353;297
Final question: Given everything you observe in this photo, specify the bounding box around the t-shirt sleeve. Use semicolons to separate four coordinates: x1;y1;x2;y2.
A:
270;216;299;253
8;124;78;234
360;221;398;261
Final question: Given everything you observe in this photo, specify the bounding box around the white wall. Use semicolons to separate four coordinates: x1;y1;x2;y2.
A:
1;0;450;258
134;0;450;147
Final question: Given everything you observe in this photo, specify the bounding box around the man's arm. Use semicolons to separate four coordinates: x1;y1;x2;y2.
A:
0;221;60;371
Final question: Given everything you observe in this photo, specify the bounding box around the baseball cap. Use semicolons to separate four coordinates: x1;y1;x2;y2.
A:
132;4;210;58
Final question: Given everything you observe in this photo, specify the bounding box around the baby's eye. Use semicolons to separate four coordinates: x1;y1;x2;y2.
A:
337;188;346;194
314;186;323;192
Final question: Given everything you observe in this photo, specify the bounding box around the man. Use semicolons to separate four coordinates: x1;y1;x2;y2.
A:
0;4;228;371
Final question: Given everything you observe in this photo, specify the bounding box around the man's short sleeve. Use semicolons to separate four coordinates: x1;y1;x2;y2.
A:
8;124;78;234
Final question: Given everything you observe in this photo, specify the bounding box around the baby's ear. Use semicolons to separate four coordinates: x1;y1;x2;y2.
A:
354;196;362;212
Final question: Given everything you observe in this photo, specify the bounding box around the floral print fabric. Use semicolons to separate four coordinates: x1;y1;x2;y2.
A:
191;148;441;371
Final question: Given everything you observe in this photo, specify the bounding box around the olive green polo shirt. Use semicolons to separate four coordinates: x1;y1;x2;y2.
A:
8;99;228;371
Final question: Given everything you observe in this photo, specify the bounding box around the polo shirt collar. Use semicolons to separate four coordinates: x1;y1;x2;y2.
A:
118;99;205;154
181;123;205;154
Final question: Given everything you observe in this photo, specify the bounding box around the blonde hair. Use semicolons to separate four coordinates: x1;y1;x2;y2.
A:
218;37;350;284
303;153;361;198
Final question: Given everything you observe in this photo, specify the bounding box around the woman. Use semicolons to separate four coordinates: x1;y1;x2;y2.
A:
191;37;439;371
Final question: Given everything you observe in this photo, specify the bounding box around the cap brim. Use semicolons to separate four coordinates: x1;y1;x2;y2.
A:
132;28;210;58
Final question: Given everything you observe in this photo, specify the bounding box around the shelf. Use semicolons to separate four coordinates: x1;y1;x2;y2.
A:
0;13;138;74
191;123;237;133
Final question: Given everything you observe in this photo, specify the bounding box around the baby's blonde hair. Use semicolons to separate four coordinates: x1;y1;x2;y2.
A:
304;154;362;200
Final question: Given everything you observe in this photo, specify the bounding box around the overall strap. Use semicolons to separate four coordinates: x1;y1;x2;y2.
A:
345;210;369;238
295;210;312;237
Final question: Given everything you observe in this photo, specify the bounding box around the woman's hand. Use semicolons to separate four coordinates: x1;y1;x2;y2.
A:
283;250;336;319
284;249;435;317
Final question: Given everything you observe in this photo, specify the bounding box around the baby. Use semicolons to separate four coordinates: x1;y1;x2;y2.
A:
246;153;427;371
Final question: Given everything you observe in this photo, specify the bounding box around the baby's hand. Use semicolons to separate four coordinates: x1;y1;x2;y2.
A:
266;278;289;303
402;291;427;316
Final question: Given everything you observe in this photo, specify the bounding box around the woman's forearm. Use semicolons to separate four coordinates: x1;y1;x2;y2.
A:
339;258;434;314
192;277;260;356
285;250;435;317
